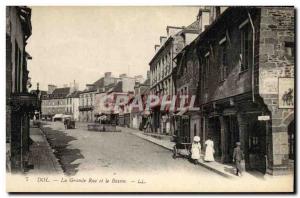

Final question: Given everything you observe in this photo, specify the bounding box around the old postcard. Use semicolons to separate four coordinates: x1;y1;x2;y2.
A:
6;6;295;192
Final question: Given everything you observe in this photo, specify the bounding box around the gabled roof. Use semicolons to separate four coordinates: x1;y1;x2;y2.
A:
93;77;104;88
52;87;70;96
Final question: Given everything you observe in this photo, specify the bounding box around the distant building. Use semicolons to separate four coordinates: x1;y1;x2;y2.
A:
79;72;119;122
130;72;151;130
41;86;71;120
66;91;81;121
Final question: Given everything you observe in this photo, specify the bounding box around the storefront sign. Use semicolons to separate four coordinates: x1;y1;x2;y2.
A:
278;77;294;109
258;115;270;121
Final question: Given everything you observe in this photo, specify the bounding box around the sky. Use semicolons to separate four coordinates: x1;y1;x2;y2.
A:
26;6;200;91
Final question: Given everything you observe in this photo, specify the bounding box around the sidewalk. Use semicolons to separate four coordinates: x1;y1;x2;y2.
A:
27;127;63;175
123;127;264;179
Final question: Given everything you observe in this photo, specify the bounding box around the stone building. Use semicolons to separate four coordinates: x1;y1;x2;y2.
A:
130;71;151;130
6;6;38;172
66;91;81;121
192;7;294;175
79;72;119;122
149;19;200;135
41;86;71;120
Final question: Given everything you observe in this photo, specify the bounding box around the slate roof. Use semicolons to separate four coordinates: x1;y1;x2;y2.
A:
41;87;70;99
66;91;81;98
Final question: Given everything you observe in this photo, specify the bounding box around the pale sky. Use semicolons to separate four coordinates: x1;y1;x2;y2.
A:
26;6;199;91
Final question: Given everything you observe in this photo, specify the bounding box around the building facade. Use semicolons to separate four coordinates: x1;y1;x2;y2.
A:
6;6;38;172
78;72;119;122
149;21;201;135
66;91;80;121
41;86;71;120
192;7;294;175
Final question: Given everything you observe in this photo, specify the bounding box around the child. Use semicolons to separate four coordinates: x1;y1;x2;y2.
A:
233;142;244;176
191;136;201;164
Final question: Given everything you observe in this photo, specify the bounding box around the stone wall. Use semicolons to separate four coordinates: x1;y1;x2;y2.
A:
258;7;295;174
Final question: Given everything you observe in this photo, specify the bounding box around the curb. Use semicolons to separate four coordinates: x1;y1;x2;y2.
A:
131;132;174;151
38;127;64;174
129;130;233;179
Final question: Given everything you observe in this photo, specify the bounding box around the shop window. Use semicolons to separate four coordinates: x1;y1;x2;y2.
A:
240;23;253;72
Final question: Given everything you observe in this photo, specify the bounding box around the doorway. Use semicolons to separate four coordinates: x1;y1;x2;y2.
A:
288;120;295;160
224;115;239;163
208;117;221;160
248;119;266;173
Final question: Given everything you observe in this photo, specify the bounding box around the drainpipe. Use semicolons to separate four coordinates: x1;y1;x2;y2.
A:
247;11;255;103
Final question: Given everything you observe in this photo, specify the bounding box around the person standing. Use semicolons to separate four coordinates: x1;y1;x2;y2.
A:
204;137;215;162
233;142;244;176
191;136;201;164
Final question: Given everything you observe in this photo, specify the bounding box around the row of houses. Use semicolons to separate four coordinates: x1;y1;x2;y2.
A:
147;6;294;175
40;72;149;127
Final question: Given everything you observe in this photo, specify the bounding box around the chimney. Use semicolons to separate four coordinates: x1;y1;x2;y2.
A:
104;72;112;78
47;84;57;94
134;75;144;83
154;45;160;53
86;84;94;90
160;36;167;46
119;73;127;78
146;70;150;80
198;8;210;32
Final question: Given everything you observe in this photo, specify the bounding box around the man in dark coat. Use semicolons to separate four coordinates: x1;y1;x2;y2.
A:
233;142;244;176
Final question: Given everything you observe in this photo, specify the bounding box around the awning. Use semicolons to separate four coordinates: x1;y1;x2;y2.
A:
62;115;72;119
53;114;64;119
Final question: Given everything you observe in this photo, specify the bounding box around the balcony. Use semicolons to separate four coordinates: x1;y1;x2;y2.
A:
79;105;94;111
9;93;38;112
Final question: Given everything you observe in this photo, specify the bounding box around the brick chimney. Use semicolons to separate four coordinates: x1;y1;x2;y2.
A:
104;72;112;78
197;8;210;32
160;36;167;46
86;84;94;90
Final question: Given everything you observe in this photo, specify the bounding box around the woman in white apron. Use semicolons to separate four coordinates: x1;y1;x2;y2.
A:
204;137;215;162
191;136;201;164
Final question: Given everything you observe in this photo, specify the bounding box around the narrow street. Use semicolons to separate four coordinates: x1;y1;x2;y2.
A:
41;121;221;178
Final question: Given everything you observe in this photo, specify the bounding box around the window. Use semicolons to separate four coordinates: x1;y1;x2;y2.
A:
203;53;210;89
240;23;253;72
220;40;228;81
285;42;294;58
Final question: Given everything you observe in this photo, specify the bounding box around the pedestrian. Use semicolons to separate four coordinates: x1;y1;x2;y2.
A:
233;142;244;176
204;136;215;162
191;136;201;164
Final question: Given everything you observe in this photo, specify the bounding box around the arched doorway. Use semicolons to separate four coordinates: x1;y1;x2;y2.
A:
288;120;295;160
